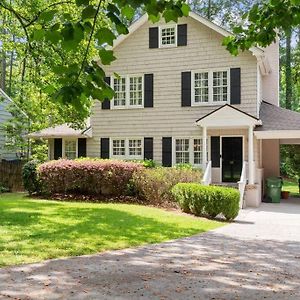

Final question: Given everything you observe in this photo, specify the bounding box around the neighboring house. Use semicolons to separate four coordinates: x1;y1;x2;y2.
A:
28;12;300;207
0;88;22;160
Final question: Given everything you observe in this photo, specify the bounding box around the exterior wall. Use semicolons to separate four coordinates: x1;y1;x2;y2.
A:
0;99;16;160
262;139;280;178
48;139;54;160
261;41;280;106
88;16;259;160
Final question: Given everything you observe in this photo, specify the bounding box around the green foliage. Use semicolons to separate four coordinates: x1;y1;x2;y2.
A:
22;160;40;195
132;167;202;205
141;159;156;168
0;183;10;193
222;0;300;55
281;145;300;179
0;0;190;120
171;183;240;220
174;163;194;170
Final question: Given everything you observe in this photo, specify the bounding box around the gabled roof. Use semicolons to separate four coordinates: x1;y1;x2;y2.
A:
256;101;300;131
28;124;92;139
195;104;261;128
112;12;264;57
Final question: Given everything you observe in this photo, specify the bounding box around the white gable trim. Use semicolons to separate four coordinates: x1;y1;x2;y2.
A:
112;12;264;57
196;105;261;128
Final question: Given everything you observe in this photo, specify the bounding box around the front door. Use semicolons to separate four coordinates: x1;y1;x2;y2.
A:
221;137;243;182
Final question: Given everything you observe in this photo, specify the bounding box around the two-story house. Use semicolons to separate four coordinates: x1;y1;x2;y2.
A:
29;12;300;207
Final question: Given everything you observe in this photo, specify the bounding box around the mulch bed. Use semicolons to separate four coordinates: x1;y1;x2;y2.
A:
30;193;179;210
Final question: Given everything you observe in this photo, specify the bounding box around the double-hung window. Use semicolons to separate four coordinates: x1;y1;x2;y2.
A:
112;75;143;109
174;138;206;166
64;140;77;160
159;25;177;47
192;69;229;105
111;138;143;159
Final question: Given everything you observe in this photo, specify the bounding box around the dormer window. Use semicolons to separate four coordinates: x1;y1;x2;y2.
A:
159;25;177;48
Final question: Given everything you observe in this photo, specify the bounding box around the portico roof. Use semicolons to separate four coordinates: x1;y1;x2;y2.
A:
195;104;261;128
28;124;92;139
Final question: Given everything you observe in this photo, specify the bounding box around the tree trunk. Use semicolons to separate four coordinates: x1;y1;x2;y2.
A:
285;27;293;110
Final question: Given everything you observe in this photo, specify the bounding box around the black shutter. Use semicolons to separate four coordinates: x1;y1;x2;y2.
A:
102;76;111;109
181;72;191;107
162;137;172;167
54;138;62;160
211;137;220;168
149;27;159;48
100;138;110;159
144;137;153;160
230;68;241;104
177;24;187;46
78;138;87;158
144;74;153;108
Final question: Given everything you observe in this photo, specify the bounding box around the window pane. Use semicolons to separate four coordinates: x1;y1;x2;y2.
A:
161;26;176;46
194;72;209;103
112;139;125;156
129;77;143;106
213;71;228;102
128;139;142;156
193;139;203;165
65;140;76;160
113;77;126;106
175;139;190;164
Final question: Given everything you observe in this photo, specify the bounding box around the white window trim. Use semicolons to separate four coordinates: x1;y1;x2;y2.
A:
111;75;144;110
62;138;78;159
110;138;144;160
191;68;230;106
172;137;209;167
159;24;177;48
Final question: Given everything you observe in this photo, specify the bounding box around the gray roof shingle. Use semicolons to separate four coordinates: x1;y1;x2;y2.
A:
255;101;300;131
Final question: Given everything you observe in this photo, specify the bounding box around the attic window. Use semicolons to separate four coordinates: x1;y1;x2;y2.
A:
159;25;177;47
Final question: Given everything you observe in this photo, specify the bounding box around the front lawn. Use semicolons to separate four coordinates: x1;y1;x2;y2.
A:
0;193;223;267
282;179;299;197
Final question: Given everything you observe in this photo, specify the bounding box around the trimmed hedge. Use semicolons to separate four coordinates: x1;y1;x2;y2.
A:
171;183;240;220
38;159;143;196
132;167;202;205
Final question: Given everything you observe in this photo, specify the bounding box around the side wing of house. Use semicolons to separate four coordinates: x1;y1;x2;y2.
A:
0;98;16;160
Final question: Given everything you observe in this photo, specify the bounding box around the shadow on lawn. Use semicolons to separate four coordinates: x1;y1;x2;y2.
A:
0;232;299;300
0;198;211;265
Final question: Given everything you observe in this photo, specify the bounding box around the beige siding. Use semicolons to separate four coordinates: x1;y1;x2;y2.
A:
89;16;258;162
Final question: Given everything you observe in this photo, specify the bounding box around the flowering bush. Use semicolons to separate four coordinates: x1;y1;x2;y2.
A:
38;159;143;196
132;167;202;205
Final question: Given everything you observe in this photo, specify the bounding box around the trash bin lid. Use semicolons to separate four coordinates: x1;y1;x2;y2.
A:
266;176;282;187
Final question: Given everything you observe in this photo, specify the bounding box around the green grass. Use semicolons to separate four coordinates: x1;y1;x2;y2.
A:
282;179;300;197
0;193;223;267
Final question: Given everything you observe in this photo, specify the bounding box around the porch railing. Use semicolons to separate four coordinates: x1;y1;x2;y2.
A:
238;161;248;209
202;161;212;186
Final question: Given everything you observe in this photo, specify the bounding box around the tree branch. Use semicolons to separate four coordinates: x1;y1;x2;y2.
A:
73;0;103;85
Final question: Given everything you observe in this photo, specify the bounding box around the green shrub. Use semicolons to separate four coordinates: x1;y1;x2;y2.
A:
0;183;10;193
132;167;202;205
22;160;41;195
171;183;240;220
174;163;194;170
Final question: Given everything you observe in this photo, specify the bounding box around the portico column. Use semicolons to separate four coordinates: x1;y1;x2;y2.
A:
248;125;255;185
202;126;207;170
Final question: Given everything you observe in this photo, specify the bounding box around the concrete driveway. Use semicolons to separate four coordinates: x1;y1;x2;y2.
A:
1;199;300;300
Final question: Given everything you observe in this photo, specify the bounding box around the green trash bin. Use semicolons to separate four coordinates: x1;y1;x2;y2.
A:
266;177;282;203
